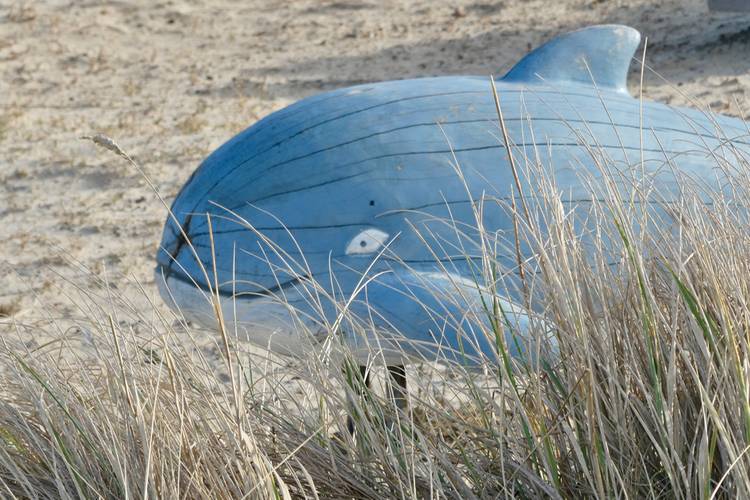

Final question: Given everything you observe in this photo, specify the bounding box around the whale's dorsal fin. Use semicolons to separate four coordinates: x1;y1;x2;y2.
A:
502;25;641;95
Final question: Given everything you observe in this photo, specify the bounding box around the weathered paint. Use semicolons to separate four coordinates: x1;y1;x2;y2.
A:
155;25;750;364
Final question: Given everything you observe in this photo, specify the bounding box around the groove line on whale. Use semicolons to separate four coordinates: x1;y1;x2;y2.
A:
182;85;673;214
212;115;750;203
193;102;744;215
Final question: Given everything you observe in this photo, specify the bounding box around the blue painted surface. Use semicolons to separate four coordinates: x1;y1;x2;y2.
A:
155;25;750;364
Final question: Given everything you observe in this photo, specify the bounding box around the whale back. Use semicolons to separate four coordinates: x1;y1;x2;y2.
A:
159;71;749;298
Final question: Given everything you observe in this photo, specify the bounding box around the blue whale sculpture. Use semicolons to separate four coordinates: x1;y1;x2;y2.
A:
155;25;749;365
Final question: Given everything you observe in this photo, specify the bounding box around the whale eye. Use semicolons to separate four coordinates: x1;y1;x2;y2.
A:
346;228;389;256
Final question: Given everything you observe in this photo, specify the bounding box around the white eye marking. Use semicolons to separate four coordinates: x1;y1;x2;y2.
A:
346;228;389;256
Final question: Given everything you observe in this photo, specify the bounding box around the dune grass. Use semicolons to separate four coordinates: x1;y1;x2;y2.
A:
3;97;750;499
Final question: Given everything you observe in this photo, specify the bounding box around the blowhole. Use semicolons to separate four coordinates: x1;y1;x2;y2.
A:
369;200;375;206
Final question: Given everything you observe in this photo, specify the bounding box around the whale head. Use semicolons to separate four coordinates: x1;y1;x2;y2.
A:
154;141;524;363
153;127;552;364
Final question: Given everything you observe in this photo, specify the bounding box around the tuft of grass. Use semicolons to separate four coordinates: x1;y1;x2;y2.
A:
5;86;750;497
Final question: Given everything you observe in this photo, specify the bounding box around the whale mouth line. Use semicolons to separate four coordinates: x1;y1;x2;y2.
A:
155;264;309;301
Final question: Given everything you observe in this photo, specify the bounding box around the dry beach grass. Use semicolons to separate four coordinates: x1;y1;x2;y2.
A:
4;0;750;498
5;115;750;497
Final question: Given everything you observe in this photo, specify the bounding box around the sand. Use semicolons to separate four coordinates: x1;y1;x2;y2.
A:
3;0;750;351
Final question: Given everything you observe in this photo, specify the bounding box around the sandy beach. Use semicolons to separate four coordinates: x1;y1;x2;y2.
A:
3;0;750;344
